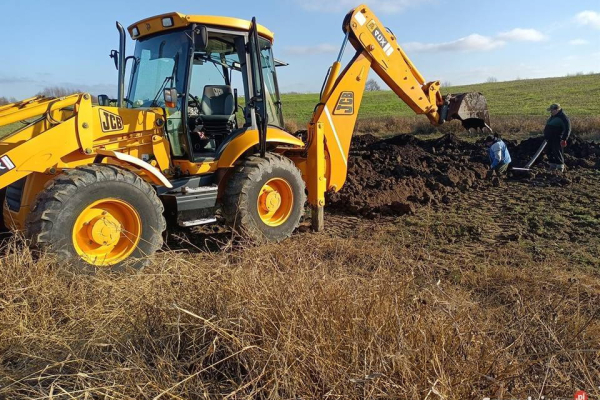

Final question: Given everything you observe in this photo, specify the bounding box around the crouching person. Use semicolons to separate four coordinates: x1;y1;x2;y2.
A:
485;135;512;180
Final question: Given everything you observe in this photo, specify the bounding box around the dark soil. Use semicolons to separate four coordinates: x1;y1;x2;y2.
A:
328;133;599;217
508;135;600;169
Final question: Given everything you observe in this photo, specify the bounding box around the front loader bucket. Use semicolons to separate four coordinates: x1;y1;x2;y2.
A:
443;92;491;131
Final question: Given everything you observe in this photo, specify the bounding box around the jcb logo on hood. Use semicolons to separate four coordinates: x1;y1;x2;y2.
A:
99;110;124;132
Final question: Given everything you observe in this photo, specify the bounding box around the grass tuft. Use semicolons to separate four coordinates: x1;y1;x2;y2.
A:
1;223;598;399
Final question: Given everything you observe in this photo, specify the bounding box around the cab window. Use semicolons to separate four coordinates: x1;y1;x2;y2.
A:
256;38;284;129
187;32;249;156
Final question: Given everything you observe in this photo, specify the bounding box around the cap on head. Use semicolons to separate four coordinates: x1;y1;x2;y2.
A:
484;135;495;144
547;103;561;112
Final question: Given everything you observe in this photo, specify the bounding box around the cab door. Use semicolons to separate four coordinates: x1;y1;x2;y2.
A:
248;18;285;156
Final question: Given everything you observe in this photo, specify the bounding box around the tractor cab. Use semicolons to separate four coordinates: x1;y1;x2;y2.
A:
123;13;285;162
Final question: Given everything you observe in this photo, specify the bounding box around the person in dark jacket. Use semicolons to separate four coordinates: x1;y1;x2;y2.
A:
544;104;571;172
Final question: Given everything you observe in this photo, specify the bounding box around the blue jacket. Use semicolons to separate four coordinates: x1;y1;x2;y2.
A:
488;139;511;169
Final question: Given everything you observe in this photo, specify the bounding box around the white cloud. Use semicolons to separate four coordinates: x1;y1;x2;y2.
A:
402;27;548;54
296;0;429;14
285;43;339;55
575;10;600;29
497;28;547;42
569;39;589;45
403;34;505;53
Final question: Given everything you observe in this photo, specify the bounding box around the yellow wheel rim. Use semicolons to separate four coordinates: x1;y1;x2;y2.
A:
72;198;142;266
257;178;294;227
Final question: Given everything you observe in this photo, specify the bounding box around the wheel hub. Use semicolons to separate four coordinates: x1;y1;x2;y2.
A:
260;188;282;213
257;178;294;227
72;198;142;266
87;213;121;247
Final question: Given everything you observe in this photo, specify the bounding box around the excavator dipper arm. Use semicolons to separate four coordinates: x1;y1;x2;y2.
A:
306;4;490;229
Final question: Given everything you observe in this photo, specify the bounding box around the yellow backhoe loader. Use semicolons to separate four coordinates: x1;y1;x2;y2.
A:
0;4;490;269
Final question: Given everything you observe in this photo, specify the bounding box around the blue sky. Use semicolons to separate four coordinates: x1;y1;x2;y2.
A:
1;0;599;99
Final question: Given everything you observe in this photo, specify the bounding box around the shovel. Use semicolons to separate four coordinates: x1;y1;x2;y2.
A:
512;140;547;174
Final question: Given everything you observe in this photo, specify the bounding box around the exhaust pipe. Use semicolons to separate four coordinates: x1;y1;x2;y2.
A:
116;22;126;108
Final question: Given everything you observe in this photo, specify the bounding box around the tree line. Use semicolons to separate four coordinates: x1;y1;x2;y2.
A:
0;86;97;105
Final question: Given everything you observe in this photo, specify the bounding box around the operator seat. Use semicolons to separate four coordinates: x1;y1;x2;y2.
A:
198;85;236;136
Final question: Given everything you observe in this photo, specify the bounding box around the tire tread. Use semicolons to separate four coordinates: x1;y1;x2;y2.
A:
222;153;306;242
26;164;166;268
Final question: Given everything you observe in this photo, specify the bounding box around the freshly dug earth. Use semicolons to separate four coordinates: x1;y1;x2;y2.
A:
509;135;600;170
328;133;600;217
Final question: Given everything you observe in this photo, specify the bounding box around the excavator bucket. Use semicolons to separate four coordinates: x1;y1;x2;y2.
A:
443;92;491;131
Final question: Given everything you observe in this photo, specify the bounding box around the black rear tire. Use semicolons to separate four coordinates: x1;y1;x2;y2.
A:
26;164;166;271
222;153;306;242
0;187;8;233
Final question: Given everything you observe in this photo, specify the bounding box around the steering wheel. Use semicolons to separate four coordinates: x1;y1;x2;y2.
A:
188;93;201;107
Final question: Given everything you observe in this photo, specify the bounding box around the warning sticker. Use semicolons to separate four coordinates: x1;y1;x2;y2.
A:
0;155;15;176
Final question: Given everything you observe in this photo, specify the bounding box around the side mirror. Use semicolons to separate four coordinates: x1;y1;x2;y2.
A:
98;95;110;106
163;88;178;108
194;26;208;51
109;50;119;70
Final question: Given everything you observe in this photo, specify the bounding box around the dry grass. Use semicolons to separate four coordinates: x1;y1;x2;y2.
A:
352;115;600;141
283;115;600;144
1;216;598;399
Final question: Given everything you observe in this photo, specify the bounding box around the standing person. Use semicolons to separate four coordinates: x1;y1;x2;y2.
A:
544;104;571;172
484;134;512;179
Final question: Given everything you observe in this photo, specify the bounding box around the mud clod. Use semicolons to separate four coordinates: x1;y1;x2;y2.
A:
328;134;488;217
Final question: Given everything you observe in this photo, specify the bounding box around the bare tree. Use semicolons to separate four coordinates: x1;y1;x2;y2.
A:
365;79;382;91
441;81;452;87
38;86;82;97
37;86;97;102
486;77;498;83
0;97;17;105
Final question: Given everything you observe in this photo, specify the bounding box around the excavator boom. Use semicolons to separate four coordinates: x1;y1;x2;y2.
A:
306;4;491;229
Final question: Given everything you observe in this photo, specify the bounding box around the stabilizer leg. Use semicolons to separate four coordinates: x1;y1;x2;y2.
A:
307;122;327;232
311;206;324;232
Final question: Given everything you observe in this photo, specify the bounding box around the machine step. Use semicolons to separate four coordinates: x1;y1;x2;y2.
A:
179;217;218;227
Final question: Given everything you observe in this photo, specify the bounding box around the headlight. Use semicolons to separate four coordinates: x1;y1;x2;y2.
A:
162;17;174;28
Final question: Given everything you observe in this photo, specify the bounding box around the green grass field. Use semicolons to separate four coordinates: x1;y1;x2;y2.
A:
281;73;600;123
1;74;597;139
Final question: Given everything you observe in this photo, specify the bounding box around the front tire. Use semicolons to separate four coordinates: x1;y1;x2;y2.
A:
222;153;306;242
26;164;166;271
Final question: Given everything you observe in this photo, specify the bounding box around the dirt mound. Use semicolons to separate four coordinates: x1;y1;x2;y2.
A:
509;135;600;169
328;133;599;217
328;134;488;217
